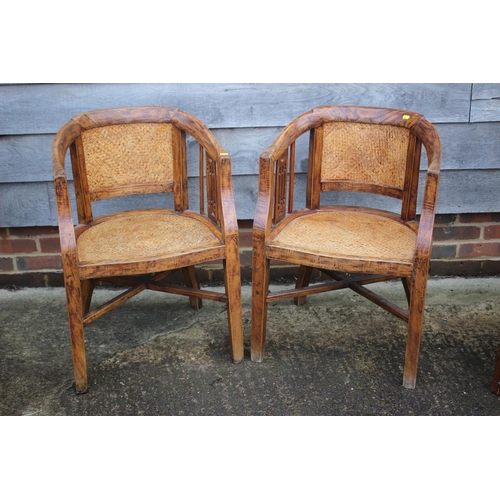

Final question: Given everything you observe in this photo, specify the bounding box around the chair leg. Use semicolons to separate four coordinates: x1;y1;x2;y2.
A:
182;266;202;310
294;265;313;306
223;259;244;363
491;345;500;395
251;257;270;362
401;277;412;306
81;279;95;315
402;264;428;389
64;280;88;393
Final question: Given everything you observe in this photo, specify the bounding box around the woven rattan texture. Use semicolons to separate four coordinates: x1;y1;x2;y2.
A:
270;211;416;262
77;213;221;265
81;123;175;191
321;122;409;189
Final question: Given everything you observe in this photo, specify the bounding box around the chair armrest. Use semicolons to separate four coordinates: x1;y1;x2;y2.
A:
52;122;80;268
252;155;275;245
218;155;240;241
54;175;79;264
413;119;442;263
415;169;440;261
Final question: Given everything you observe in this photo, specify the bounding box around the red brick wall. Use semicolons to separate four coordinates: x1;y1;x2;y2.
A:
0;226;63;287
430;214;500;275
1;215;500;287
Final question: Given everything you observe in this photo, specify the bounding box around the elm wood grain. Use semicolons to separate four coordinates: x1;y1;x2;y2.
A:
82;270;180;326
148;283;227;302
322;270;410;322
80;278;94;315
53;106;243;393
83;282;147;327
251;105;441;389
492;346;500;395
293;265;313;306
268;281;348;302
181;266;202;309
96;269;178;287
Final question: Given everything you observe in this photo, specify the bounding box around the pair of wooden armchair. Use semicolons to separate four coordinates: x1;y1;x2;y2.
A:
54;105;443;394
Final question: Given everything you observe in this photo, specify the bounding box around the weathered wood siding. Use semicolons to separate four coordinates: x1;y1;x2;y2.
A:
1;83;499;226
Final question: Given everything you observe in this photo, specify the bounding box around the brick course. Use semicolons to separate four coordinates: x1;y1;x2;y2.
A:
16;255;62;272
0;226;65;287
484;225;500;240
429;213;500;275
1;214;500;287
0;239;38;254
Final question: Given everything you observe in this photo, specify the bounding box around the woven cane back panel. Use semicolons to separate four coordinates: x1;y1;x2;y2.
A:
271;211;416;263
321;122;410;189
81;123;175;192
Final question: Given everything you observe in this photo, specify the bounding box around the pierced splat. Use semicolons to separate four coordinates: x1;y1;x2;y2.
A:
273;150;290;224
206;154;220;224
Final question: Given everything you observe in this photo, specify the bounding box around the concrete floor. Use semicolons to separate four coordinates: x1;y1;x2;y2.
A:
1;276;499;416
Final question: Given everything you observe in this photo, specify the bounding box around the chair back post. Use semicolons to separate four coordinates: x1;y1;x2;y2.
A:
400;132;422;221
172;127;189;212
306;126;322;210
69;137;94;224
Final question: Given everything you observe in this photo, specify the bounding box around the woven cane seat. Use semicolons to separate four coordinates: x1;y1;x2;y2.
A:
268;210;417;266
77;212;223;266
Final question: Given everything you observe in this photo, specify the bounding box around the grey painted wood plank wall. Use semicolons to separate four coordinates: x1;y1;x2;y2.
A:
1;83;499;226
0;83;472;134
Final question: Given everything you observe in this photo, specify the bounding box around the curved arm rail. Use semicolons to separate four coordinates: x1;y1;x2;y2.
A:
413;118;442;263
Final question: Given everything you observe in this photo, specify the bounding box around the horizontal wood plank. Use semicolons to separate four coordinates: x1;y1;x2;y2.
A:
0;83;472;135
472;83;500;100
0;82;497;228
436;122;500;169
2;169;500;227
470;99;500;122
0;182;52;226
2;122;499;183
470;83;500;122
0;128;284;182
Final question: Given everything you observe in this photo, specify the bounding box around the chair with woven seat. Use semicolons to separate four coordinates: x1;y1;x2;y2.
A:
251;105;441;389
53;106;244;393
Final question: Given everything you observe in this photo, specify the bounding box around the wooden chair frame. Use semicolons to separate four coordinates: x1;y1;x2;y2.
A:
251;105;442;389
53;106;243;393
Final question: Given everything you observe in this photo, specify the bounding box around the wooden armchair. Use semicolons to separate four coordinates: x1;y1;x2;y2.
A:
251;106;441;389
53;107;243;393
